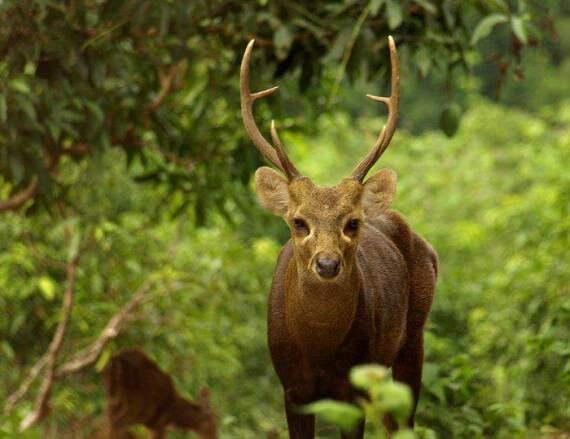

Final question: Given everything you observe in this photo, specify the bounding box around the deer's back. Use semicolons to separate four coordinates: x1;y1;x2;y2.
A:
369;210;438;337
104;349;176;431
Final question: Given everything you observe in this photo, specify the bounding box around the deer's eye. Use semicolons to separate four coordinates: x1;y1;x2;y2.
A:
344;219;360;236
293;218;309;234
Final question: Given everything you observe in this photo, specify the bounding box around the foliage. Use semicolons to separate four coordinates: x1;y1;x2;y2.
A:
303;364;415;437
2;91;569;436
0;0;556;219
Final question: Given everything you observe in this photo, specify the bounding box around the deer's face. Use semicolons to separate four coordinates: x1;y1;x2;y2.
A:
255;168;396;281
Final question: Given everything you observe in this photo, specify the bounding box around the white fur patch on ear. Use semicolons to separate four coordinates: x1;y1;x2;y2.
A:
362;168;397;217
254;167;289;216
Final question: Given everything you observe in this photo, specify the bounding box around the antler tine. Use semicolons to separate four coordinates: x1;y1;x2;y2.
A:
271;120;300;180
240;39;283;171
351;36;400;182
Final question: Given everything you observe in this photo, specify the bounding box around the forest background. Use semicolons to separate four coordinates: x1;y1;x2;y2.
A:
0;0;568;437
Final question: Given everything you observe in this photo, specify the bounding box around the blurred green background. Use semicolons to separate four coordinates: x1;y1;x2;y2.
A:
0;0;568;438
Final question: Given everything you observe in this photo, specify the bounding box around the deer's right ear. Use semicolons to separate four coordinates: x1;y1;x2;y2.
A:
255;167;289;216
362;168;397;217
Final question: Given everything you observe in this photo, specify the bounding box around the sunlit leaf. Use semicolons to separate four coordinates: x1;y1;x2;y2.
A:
274;25;293;60
369;0;385;16
393;430;416;439
8;78;31;94
350;364;389;391
301;400;364;433
386;0;403;29
511;16;528;44
38;276;57;301
471;14;508;45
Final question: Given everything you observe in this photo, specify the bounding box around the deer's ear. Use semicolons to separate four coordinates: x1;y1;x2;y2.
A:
255;167;289;216
362;168;397;217
198;388;211;407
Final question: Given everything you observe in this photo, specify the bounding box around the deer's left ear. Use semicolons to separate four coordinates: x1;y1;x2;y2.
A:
362;168;397;217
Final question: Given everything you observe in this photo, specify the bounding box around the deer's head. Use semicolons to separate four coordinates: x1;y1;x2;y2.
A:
241;37;399;282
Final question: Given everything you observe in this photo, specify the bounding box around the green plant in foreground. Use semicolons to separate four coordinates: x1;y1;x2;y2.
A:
302;364;415;438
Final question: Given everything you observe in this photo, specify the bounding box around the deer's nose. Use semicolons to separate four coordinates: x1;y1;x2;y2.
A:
315;255;341;279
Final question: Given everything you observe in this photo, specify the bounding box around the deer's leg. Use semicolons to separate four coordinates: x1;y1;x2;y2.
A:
149;427;167;439
107;426;136;439
284;389;315;439
391;235;436;429
340;422;365;439
330;376;365;439
392;334;424;427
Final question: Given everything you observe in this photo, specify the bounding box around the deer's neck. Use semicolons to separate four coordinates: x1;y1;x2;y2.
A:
285;259;361;359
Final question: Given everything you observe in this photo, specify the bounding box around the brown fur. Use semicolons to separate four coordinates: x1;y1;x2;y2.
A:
98;348;217;439
255;168;438;438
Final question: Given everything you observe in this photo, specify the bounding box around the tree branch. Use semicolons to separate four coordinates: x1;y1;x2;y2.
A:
146;61;186;115
3;278;173;420
0;177;39;213
56;280;155;376
19;252;80;431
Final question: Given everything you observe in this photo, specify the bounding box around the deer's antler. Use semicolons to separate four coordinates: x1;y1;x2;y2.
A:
240;40;300;181
351;36;400;182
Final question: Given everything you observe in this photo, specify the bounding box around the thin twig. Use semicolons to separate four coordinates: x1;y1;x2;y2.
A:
3;354;48;416
0;177;38;213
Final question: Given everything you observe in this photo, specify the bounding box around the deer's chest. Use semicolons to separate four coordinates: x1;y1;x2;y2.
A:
285;289;370;368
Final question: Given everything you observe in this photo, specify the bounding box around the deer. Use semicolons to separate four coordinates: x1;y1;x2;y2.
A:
97;348;217;439
240;36;438;438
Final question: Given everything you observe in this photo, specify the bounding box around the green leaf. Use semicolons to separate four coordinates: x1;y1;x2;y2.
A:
439;103;462;137
511;17;527;44
68;230;81;261
9;155;25;185
301;400;364;433
414;47;432;77
38;276;57;301
369;0;385;16
413;0;437;15
323;28;351;64
350;364;389;391
393;430;416;439
372;382;413;423
95;348;112;372
274;25;293;60
14;95;37;123
386;0;403;29
1;341;15;361
442;0;456;28
85;101;104;126
471;14;508;45
46;120;61;142
0;94;6;123
9;78;31;94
